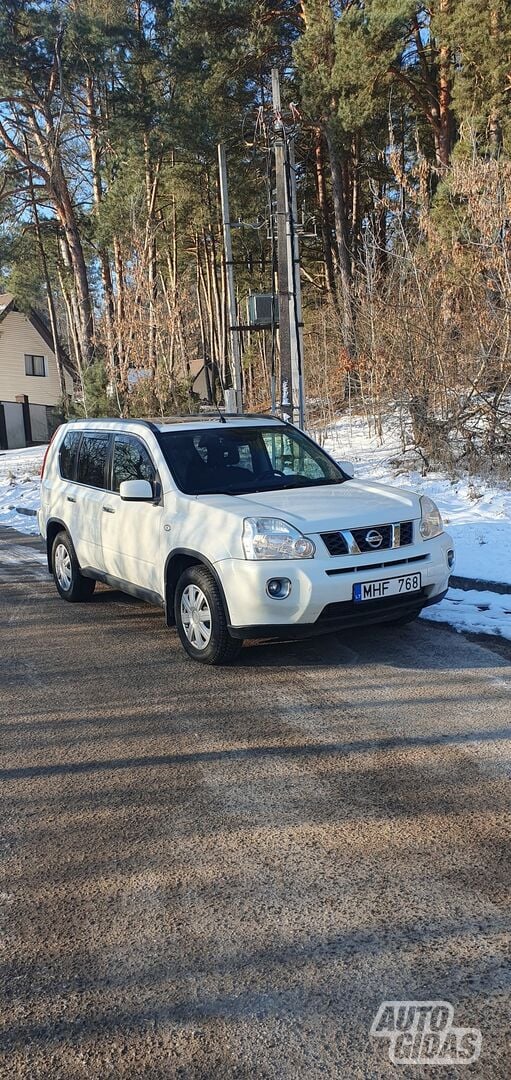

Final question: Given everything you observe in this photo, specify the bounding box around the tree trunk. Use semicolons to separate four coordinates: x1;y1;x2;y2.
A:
205;172;226;382
85;76;117;379
28;110;95;367
432;0;454;170
325;124;356;362
488;8;503;156
202;236;220;373
143;136;161;377
58;265;84;402
314;131;336;295
46;155;95;368
351;133;361;275
196;234;207;377
375;183;387;276
24;142;70;403
0;72;95;370
113;238;128;397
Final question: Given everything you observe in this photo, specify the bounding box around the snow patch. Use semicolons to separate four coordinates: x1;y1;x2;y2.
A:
422;588;511;642
0;445;45;535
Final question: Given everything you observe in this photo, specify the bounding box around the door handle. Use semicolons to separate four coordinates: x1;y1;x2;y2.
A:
103;506;116;514
67;496;76;503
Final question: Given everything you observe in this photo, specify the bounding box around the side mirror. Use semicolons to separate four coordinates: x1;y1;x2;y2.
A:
337;460;355;479
119;479;154;501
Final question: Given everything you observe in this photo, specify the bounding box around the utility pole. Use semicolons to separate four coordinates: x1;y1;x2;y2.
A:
218;143;243;413
271;68;305;428
287;139;306;427
271;68;293;423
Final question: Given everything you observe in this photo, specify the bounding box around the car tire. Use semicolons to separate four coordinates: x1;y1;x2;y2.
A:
174;565;242;665
51;530;96;603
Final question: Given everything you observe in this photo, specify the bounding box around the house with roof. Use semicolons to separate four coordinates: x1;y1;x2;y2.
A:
0;293;74;449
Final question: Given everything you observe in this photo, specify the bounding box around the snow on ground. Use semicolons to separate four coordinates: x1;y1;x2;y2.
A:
322;413;511;586
322;412;511;642
421;588;511;642
0;445;44;535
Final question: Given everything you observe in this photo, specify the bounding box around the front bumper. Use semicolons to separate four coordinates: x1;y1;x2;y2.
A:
216;532;453;637
228;588;447;639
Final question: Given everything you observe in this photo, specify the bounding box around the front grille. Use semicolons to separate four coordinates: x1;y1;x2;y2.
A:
400;521;414;545
351;524;393;552
322;532;350;556
321;520;414;557
325;553;428;576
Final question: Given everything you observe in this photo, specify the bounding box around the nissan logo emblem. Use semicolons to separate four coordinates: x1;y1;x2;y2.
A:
365;529;383;549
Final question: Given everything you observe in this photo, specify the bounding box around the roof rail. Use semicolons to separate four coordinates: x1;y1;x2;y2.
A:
220;412;283;421
65;412;286;429
66;416;161;432
146;412;285;425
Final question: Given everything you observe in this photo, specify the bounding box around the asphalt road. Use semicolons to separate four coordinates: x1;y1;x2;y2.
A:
1;525;510;1079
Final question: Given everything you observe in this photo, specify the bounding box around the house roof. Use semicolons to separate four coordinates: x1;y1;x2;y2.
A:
0;292;15;315
0;292;75;378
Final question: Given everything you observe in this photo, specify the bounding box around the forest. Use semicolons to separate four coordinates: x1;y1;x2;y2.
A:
0;1;510;473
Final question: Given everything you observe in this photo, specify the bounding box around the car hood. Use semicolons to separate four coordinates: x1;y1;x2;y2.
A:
199;480;421;533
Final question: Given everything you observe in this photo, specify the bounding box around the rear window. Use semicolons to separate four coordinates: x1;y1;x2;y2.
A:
76;433;110;489
59;430;81;481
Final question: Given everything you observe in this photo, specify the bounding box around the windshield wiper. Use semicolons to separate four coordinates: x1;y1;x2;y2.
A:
229;481;338;496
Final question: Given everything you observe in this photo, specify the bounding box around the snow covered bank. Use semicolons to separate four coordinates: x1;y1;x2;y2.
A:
322;413;511;643
0;445;44;535
322;414;511;588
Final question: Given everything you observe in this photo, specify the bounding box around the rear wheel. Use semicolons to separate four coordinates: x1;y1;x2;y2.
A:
174;565;242;664
51;531;95;603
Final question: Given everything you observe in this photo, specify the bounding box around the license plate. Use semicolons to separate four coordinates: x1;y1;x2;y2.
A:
353;573;422;602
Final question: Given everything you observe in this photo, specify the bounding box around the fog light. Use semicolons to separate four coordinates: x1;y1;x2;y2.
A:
447;549;455;569
266;578;292;599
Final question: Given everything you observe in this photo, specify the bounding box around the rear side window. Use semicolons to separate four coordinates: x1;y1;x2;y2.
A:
59;431;81;480
111;435;156;492
76;433;110;489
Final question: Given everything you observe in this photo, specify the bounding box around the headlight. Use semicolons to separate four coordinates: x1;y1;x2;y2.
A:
242;518;315;560
419;496;443;539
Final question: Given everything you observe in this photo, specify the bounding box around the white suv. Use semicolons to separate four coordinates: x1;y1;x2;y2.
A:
39;415;454;664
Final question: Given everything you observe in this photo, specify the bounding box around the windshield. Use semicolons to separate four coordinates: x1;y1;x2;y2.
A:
158;425;346;496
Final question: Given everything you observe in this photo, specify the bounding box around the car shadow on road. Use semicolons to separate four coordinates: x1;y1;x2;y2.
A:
83;587;511;671
89;587;144;606
234;621;511;671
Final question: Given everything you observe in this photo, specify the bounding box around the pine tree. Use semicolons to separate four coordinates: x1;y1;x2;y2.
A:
448;0;511;156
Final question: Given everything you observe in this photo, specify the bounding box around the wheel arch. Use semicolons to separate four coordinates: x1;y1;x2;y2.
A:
164;549;231;628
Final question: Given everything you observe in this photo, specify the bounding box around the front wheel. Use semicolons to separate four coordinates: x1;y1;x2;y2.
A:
51;531;96;602
174;565;242;665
